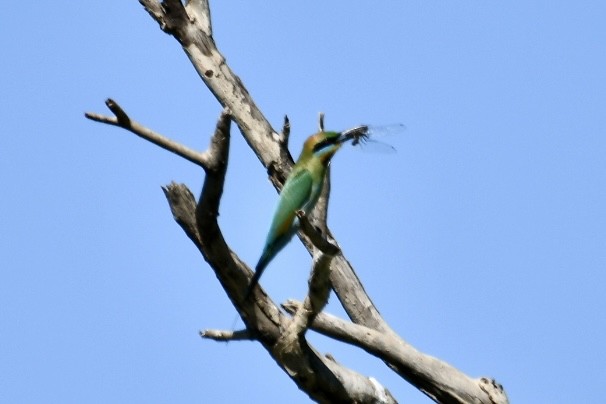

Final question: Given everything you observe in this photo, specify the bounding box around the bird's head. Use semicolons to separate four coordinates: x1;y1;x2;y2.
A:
298;131;348;164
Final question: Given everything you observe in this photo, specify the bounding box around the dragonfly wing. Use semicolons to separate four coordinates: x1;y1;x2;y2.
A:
349;123;405;152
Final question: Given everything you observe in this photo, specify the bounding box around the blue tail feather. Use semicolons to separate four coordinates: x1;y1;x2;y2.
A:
244;228;297;300
244;251;272;300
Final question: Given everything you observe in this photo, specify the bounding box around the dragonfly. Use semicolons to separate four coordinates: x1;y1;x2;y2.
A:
340;123;405;152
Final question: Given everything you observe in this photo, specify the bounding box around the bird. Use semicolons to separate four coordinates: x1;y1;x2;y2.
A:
244;130;350;300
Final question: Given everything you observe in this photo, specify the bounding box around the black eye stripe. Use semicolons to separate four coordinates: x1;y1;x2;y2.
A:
312;137;338;153
313;140;329;152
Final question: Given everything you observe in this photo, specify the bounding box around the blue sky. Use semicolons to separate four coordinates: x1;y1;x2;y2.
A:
2;1;605;403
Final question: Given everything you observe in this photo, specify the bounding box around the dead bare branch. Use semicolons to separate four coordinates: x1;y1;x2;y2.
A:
85;98;208;168
201;328;254;342
282;302;507;403
277;250;334;348
318;112;325;132
185;0;212;35
279;115;290;148
139;0;285;174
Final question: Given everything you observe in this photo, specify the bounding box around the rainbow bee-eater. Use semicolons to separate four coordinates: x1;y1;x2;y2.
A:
244;129;358;299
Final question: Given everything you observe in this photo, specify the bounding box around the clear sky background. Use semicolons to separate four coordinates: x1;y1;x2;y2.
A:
2;2;604;403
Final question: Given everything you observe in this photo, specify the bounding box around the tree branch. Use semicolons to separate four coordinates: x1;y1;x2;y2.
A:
282;302;508;403
201;328;254;342
276;243;335;348
139;0;287;176
85;98;208;168
185;0;212;36
279;114;290;149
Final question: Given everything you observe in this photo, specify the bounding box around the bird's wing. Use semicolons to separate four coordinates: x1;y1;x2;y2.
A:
269;167;314;237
